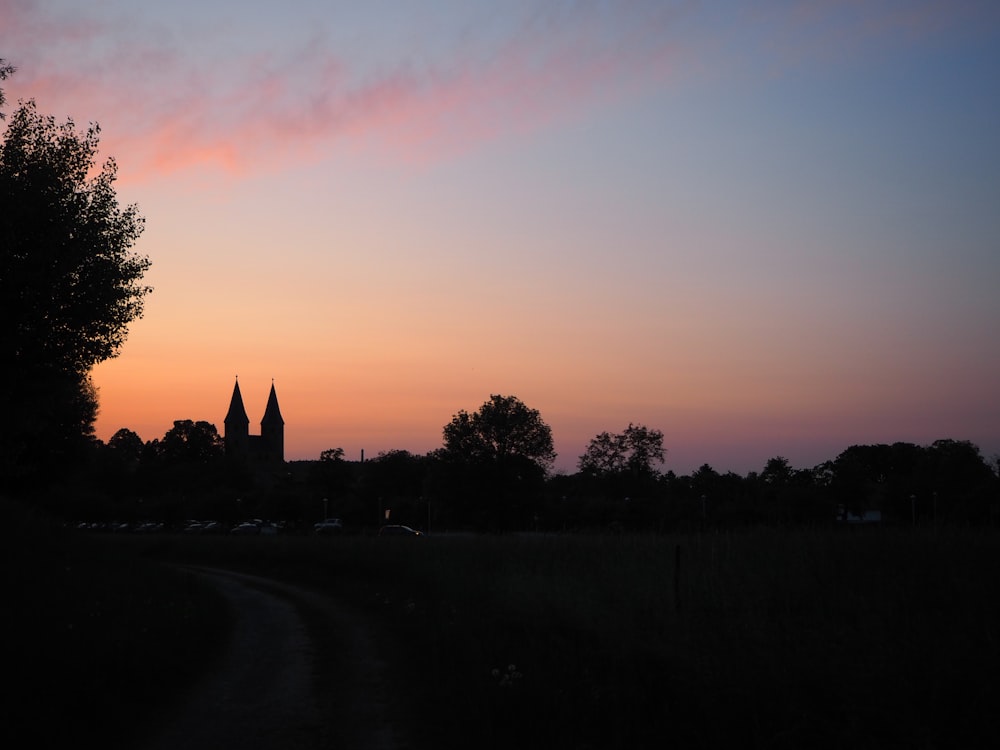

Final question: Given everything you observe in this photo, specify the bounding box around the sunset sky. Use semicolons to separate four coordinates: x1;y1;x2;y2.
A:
4;1;999;475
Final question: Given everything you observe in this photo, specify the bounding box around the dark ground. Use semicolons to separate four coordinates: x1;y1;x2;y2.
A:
138;567;411;750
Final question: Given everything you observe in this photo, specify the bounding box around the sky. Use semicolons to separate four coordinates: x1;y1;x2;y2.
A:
3;0;999;475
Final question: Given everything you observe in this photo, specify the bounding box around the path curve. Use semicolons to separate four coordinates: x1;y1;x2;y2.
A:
140;567;406;750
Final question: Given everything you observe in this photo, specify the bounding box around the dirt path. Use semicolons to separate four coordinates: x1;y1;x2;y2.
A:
139;567;407;750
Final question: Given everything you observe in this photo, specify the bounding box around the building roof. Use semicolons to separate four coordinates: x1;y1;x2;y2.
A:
224;378;250;427
261;381;284;427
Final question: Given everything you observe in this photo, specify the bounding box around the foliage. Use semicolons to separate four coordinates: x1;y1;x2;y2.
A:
436;394;555;530
441;394;556;471
320;447;346;462
829;440;997;523
0;58;13;117
155;419;225;464
578;423;665;479
2;100;150;374
13;369;102;475
106;427;144;464
1;95;150;487
759;455;793;484
359;450;432;528
311;446;357;513
110;421;232;508
577;423;665;502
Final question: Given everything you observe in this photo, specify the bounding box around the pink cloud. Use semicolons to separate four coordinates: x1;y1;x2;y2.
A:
5;1;995;181
4;1;690;179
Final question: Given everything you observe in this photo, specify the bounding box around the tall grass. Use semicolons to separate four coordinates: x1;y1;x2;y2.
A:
38;526;1000;748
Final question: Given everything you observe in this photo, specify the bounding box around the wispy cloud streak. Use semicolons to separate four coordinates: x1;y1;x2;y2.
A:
2;1;688;176
3;0;994;180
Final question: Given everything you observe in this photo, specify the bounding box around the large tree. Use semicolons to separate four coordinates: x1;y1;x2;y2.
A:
1;94;150;485
156;420;225;465
436;394;555;530
442;394;556;472
106;428;144;465
578;423;665;480
577;423;665;502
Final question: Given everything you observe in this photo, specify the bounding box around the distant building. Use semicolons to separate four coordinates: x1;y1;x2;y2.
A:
224;378;284;464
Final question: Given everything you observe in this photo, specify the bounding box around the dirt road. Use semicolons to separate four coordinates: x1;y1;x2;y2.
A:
139;567;407;750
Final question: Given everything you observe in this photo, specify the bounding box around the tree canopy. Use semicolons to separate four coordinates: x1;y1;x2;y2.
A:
156;420;225;464
0;58;14;117
578;423;665;479
1;88;151;486
435;394;555;530
441;394;556;472
3;100;150;373
106;427;144;465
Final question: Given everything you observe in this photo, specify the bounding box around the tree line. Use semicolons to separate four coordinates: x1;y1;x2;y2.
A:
37;395;1000;532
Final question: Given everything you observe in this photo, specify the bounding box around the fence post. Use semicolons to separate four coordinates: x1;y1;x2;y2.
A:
674;543;682;615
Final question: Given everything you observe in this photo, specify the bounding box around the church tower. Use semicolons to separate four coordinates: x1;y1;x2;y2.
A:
260;381;285;463
224;377;250;459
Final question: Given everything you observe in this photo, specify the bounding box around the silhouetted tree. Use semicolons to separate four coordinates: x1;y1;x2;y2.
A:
442;395;556;471
752;456;829;523
830;444;894;519
1;91;150;488
320;447;346;462
437;394;555;530
691;464;719;522
760;456;793;486
79;427;145;510
156;420;224;464
578;423;665;500
127;421;227;509
924;439;996;522
311;447;356;516
107;428;144;466
362;450;428;500
827;440;998;524
359;450;432;529
0;58;14;116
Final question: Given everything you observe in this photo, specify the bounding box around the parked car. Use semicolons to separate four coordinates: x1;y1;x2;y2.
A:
230;521;261;535
314;518;343;535
378;524;423;537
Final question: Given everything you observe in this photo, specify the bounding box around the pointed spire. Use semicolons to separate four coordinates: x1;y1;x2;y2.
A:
224;377;250;428
260;380;285;463
262;380;284;427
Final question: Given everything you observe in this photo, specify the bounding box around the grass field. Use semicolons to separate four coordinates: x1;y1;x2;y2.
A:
8;508;1000;749
3;501;233;748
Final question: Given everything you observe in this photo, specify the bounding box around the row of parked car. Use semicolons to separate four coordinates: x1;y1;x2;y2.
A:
74;518;424;537
75;521;166;534
315;518;424;536
74;519;288;535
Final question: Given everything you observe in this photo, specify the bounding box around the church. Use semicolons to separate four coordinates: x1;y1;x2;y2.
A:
224;378;285;464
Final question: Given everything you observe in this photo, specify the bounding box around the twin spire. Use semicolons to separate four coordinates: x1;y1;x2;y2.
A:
224;377;284;463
